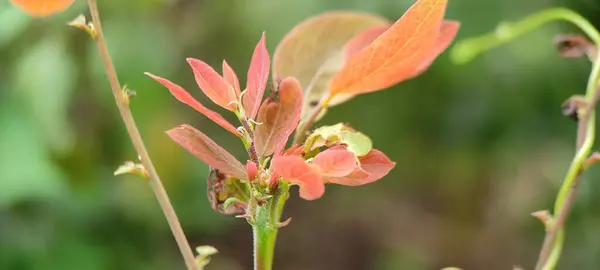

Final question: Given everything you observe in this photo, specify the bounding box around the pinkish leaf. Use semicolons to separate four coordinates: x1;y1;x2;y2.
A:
243;32;270;119
254;77;303;157
222;60;241;97
411;20;460;77
187;58;237;111
344;24;391;61
167;124;248;179
271;155;324;200
312;148;358;177
327;149;395;186
145;73;241;137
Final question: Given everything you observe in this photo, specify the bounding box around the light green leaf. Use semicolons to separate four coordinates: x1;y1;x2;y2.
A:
340;130;372;156
303;123;373;156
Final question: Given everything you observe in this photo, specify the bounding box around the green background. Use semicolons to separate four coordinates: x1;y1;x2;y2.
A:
2;0;600;269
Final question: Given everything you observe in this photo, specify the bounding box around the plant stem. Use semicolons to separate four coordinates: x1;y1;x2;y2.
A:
451;7;600;270
293;95;332;145
87;1;197;269
252;182;289;270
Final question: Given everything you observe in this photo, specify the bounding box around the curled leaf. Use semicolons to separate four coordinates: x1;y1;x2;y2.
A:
254;77;303;157
167;124;247;179
114;161;148;178
145;73;241;136
329;0;448;98
327;149;395;186
303;123;373;157
312;148;358;177
554;34;597;61
243;32;270;119
187;58;237;111
67;14;97;39
11;0;75;17
271;155;325;200
272;11;389;121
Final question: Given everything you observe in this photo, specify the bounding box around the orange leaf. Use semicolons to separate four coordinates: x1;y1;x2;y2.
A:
272;11;389;121
222;60;241;97
312;148;358;177
187;58;237;111
167;125;248;180
343;24;391;61
411;20;460;77
271;155;325;200
145;73;241;137
243;32;270;119
327;149;395;186
329;0;448;98
254;77;303;157
11;0;74;17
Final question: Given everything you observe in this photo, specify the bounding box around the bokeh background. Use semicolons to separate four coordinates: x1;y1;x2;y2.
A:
3;0;600;269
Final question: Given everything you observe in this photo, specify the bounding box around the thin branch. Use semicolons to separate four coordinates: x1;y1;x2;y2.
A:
292;98;327;145
86;0;197;269
535;84;600;270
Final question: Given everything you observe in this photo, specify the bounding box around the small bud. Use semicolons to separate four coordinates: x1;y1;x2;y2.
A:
531;210;553;231
246;161;258;181
561;95;587;121
583;152;600;169
122;85;135;105
195;245;218;269
114;161;148;178
269;172;279;190
67;14;97;39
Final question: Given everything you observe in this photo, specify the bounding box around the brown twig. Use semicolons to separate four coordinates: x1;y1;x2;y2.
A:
86;0;197;269
534;85;600;270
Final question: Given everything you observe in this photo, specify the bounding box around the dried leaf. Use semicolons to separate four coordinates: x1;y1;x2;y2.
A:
145;73;241;137
222;60;241;97
554;34;597;61
327;149;395;186
11;0;74;17
206;167;247;215
271;155;325;200
254;77;303;157
312;148;358;177
167;125;247;179
187;58;237;111
243;32;270;119
329;0;448;98
272;11;389;121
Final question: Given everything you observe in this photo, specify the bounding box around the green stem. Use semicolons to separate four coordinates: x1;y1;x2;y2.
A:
450;7;600;270
253;182;289;270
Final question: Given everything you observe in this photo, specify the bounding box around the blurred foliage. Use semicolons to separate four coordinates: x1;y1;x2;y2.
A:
3;0;600;269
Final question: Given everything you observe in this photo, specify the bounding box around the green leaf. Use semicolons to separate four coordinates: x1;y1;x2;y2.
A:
340;130;372;156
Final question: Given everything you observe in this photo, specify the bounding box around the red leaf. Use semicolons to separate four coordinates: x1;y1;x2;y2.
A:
222;60;241;97
411;20;460;77
271;156;325;200
243;32;270;119
254;77;303;157
167;125;247;179
344;24;391;61
329;0;447;98
187;58;237;111
11;0;74;17
145;73;241;137
312;148;358;177
327;149;395;186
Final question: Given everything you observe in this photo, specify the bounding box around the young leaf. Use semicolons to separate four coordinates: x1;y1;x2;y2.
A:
145;73;241;137
312;148;358;177
187;58;237;111
222;60;241;97
271;155;325;200
303;123;373;157
254;77;303;157
327;149;395;186
340;130;372;156
272;11;389;121
167;125;248;180
329;0;448;98
11;0;74;17
243;32;270;119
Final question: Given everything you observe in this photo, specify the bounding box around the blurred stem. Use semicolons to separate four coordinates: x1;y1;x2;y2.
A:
253;182;289;270
293;95;332;145
452;8;600;270
87;0;197;269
